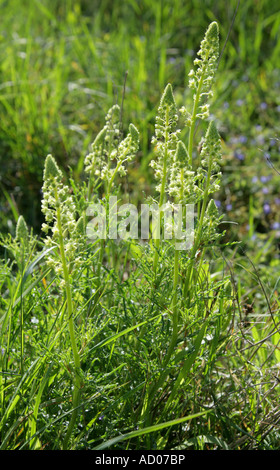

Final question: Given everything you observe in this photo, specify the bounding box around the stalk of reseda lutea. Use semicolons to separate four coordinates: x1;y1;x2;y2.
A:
41;154;84;449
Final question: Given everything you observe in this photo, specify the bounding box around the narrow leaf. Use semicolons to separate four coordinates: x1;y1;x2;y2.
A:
93;410;211;450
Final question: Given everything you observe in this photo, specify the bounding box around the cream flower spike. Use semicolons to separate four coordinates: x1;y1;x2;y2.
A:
41;154;83;275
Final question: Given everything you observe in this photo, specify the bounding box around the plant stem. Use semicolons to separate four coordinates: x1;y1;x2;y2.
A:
183;153;212;302
163;248;180;369
153;108;169;275
187;71;205;168
183;65;209;302
55;195;81;449
141;198;182;430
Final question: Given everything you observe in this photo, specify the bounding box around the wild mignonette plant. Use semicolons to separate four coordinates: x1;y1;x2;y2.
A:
137;22;223;433
41;154;84;449
41;155;85;278
84;105;140;285
0;21;250;451
183;21;219;160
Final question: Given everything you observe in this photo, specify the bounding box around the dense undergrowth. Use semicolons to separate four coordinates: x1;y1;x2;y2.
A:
0;0;280;450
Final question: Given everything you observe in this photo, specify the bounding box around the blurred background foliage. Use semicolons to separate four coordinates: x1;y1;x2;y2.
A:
0;0;280;253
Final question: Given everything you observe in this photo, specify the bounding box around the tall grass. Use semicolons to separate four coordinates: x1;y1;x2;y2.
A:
1;0;280;232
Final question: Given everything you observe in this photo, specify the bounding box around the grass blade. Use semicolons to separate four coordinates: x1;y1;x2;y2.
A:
92;410;211;450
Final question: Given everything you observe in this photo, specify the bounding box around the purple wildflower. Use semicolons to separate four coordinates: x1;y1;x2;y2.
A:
236;99;244;106
263;202;271;215
238;135;247;144
234;150;245;161
260;175;270;183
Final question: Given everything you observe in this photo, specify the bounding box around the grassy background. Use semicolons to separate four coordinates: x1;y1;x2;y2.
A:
1;0;280;238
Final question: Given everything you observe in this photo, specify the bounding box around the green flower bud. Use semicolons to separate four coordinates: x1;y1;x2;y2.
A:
200;121;221;172
206;198;219;218
160;83;176;109
44;154;63;181
175;141;189;165
150;83;180;194
188;21;219;125
16;215;29;247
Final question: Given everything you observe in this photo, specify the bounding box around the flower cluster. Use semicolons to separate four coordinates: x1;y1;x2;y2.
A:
197;121;223;245
7;214;32;268
199;120;222;194
183;21;219;126
84;105;120;176
200;198;224;245
150;84;181;194
15;215;29;250
169;140;200;203
41;154;84;277
109;123;139;178
84;105;139;189
189;21;219;96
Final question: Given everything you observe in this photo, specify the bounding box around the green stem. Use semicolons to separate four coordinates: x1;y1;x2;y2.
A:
107;158;125;194
20;251;25;376
188;70;205;168
163;167;186;365
163;248;179;366
140;111;171;432
140;251;179;427
142;176;182;429
183;157;212;301
55;195;81;450
96;238;105;293
153;108;169;275
183;65;210;302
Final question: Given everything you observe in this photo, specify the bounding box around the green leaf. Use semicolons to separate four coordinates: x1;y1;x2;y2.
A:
90;312;163;351
22;247;55;285
92;410;211;449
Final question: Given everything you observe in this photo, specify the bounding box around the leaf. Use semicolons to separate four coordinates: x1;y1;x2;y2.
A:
164;321;209;411
2;187;19;221
13;268;51;307
22;247;55;284
92;410;211;450
176;321;208;386
90;312;163;351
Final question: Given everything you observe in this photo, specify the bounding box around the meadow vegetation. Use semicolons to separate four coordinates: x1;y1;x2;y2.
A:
0;0;280;450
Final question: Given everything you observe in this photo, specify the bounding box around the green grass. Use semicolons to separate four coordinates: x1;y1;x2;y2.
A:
1;0;279;232
0;0;280;451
